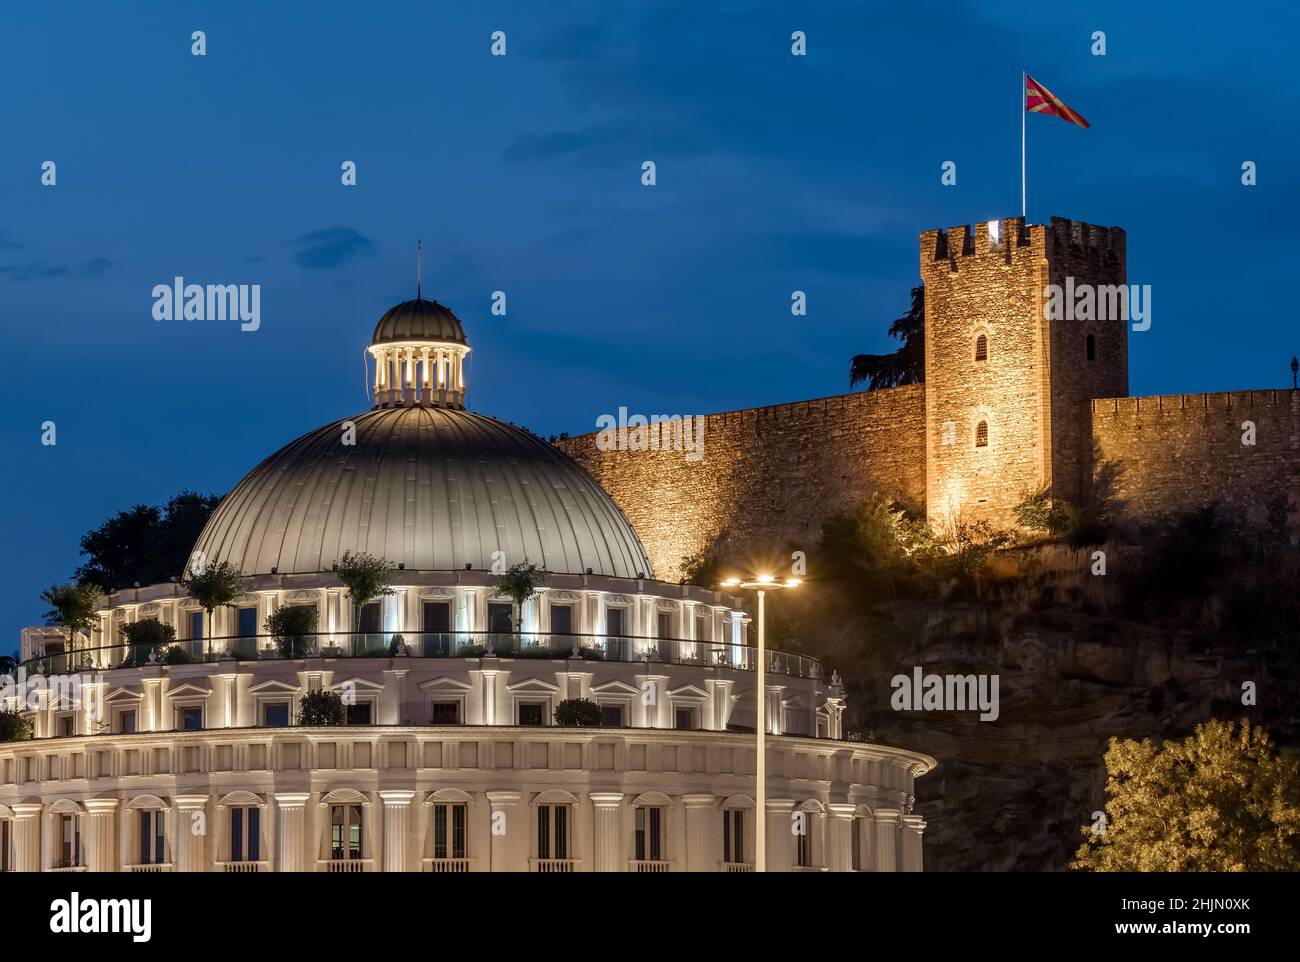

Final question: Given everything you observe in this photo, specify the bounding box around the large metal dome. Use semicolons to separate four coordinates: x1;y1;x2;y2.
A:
191;406;653;578
371;298;467;345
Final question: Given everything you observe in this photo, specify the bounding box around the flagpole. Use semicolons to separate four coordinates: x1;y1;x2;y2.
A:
1021;69;1027;219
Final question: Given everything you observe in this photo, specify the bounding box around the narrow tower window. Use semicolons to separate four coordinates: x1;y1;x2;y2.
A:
1086;334;1096;361
975;421;989;447
974;334;988;363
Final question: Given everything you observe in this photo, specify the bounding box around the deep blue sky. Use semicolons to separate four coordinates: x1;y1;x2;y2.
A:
2;1;1296;644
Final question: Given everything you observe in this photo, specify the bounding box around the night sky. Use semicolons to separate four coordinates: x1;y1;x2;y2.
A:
2;1;1296;644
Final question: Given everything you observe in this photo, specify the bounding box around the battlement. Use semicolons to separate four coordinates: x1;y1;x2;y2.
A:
921;216;1124;268
1091;389;1294;415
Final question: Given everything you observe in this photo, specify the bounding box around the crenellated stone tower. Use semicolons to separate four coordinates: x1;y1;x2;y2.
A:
920;216;1128;530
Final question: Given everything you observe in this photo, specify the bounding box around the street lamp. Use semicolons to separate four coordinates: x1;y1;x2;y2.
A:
720;574;800;871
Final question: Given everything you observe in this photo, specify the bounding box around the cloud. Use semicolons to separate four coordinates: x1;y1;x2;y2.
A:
0;261;67;281
81;257;112;276
290;227;377;270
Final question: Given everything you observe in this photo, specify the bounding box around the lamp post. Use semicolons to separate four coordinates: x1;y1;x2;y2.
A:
720;574;799;872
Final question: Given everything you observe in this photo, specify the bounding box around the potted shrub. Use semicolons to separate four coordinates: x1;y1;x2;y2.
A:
178;558;245;658
265;604;318;659
336;551;394;648
553;697;602;727
297;689;344;726
120;617;176;666
491;562;549;655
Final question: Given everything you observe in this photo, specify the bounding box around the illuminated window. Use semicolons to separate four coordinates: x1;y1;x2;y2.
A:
230;806;261;862
138;809;166;865
537;804;569;860
974;334;988;362
635;806;665;862
975;421;989;448
722;809;745;865
330;805;364;861
1086;334;1096;361
430;803;467;860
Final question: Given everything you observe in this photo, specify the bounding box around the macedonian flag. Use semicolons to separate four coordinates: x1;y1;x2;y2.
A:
1025;73;1090;128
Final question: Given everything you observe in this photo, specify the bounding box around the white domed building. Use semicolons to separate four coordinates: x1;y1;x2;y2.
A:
1;295;933;873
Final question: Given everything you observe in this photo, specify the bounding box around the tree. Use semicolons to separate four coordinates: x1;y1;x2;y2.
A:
120;617;176;666
40;582;103;655
336;551;395;638
554;697;603;726
849;285;924;390
266;605;319;659
297;689;344;726
1073;719;1300;872
0;709;34;743
178;559;245;655
492;562;549;632
75;490;222;590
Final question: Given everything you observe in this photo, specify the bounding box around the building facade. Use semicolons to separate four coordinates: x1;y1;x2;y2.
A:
2;292;935;873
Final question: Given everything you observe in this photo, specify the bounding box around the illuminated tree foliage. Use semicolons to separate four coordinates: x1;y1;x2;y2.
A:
1073;719;1300;871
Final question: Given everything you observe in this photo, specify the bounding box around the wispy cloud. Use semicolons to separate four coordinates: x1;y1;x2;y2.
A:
82;257;112;276
290;227;377;270
0;261;67;281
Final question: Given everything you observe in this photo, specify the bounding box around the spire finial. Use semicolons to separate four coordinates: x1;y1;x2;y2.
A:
416;238;422;299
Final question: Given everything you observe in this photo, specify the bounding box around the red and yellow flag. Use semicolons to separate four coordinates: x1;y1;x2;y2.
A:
1025;74;1090;128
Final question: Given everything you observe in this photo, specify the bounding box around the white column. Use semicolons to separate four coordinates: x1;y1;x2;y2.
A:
766;799;795;872
84;799;118;871
12;803;41;872
682;794;715;872
486;791;523;872
275;793;311;872
874;808;901;872
901;814;926;872
589;792;624;872
827;804;856;872
174;795;208;871
379;791;416;872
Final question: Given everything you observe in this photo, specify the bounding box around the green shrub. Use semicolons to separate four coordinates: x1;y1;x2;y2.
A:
163;646;192;665
265;605;318;658
121;617;176;665
0;709;34;742
297;689;344;726
554;697;602;726
457;644;487;658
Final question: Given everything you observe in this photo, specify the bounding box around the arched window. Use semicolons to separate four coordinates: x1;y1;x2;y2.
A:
974;334;988;362
1086;334;1096;361
975;421;989;447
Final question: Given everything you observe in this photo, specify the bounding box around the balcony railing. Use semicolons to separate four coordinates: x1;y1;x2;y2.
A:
126;863;172;872
720;861;754;873
323;858;372;873
423;857;472;873
532;858;576;873
629;859;672;873
22;631;823;680
218;860;267;873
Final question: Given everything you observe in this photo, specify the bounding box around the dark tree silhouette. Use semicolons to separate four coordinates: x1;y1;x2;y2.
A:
849;285;924;390
75;490;223;590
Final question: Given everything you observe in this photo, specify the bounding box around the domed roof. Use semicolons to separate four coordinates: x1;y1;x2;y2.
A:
190;407;653;579
372;298;467;346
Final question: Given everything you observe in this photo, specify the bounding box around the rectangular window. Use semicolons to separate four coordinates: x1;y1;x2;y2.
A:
851;817;861;871
488;602;514;633
635;807;664;862
189;610;204;641
431;702;460;725
549;604;572;636
346;702;372;726
57;715;74;737
722;809;745;864
537;805;568;860
119;710;137;734
423;601;450;656
605;607;625;637
432;803;468;860
264;703;289;728
674;707;697;731
138;810;165;865
60;814;81;868
657;611;671;638
177;706;203;731
696;612;709;643
518;703;545;727
796;820;812;867
230;806;261;862
1;820;11;872
358;602;382;635
237;606;258;637
600;704;623;727
330;804;364;861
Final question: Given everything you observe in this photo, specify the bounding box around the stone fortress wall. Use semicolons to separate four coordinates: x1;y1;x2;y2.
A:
557;217;1299;579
